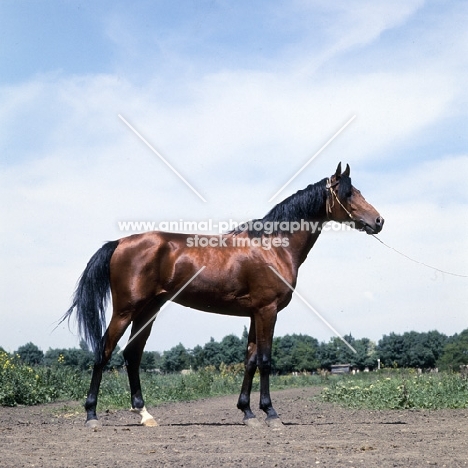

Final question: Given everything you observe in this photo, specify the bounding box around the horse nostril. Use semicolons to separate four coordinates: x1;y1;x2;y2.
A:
376;216;384;226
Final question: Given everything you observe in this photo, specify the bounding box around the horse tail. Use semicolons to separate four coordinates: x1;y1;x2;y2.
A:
62;240;120;362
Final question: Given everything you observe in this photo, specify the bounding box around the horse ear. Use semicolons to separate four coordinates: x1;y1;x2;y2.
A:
343;164;350;177
334;162;342;178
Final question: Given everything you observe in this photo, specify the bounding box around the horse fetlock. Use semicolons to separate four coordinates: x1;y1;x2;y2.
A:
260;402;278;420
239;405;256;420
85;405;97;423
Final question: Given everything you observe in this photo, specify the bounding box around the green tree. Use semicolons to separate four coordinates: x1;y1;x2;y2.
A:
106;345;125;370
377;331;447;369
272;334;319;373
290;335;319;372
197;338;223;369
219;334;245;365
272;335;295;373
317;339;338;370
353;338;377;370
140;351;162;371
44;346;94;370
191;344;206;370
191;329;247;370
377;332;405;367
43;340;119;370
16;342;44;366
437;329;468;371
318;335;357;370
161;343;192;372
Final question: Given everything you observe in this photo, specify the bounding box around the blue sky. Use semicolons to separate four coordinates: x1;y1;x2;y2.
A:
1;1;467;354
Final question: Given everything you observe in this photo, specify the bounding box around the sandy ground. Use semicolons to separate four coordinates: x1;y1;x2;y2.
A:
1;387;467;467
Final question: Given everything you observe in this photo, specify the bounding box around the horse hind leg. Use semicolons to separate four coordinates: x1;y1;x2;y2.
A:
124;305;164;427
85;315;132;428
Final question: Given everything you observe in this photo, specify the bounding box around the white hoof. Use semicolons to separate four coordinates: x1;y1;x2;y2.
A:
130;406;158;426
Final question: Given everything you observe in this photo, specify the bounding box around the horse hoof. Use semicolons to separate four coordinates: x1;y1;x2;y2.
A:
85;419;100;429
131;406;157;426
243;417;263;428
142;417;158;427
265;417;283;430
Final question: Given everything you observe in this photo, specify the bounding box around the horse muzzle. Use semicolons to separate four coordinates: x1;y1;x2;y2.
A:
357;216;384;234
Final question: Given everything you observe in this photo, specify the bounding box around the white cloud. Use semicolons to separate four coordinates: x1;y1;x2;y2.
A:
0;1;467;353
287;0;425;74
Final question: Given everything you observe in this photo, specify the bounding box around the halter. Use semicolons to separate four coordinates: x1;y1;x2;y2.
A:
326;178;354;220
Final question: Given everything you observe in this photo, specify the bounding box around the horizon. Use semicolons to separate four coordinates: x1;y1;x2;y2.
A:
3;325;464;355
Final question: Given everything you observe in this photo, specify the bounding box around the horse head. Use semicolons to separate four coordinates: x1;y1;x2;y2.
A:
326;162;384;234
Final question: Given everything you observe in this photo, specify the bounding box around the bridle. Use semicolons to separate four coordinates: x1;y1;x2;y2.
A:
325;178;354;221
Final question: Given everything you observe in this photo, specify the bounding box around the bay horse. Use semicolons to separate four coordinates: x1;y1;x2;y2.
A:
63;162;383;428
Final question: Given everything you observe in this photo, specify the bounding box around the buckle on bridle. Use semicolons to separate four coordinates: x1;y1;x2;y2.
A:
325;179;338;190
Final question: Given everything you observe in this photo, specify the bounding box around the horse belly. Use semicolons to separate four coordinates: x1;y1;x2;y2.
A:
174;292;253;317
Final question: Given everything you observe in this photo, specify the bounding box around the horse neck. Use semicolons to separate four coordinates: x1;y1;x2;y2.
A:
280;184;329;268
284;223;324;269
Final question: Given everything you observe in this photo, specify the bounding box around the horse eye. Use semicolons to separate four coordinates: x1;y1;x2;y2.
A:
346;191;352;198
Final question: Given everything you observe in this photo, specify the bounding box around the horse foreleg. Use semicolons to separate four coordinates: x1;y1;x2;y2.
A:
124;315;157;427
256;307;282;428
85;317;130;428
237;318;262;426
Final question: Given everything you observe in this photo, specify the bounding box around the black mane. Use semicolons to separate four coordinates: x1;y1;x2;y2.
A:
231;174;352;237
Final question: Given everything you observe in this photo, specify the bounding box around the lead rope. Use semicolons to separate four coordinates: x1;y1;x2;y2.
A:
370;234;467;278
326;180;467;278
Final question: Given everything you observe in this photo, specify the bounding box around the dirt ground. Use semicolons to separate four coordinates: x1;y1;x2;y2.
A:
1;387;467;467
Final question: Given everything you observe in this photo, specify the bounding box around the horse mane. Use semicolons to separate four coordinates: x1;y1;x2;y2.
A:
231;174;352;238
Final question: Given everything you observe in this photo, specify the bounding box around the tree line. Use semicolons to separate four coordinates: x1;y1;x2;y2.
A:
2;328;467;374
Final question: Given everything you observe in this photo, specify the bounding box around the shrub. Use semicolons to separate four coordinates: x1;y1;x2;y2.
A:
321;372;468;409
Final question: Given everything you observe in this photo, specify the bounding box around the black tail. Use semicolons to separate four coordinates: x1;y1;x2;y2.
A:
62;240;119;362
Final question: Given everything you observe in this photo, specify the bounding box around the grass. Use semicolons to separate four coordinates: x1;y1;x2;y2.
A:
0;355;323;409
98;365;324;410
3;351;467;411
321;370;468;409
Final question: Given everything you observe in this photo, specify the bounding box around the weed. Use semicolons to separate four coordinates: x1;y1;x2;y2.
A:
321;372;468;409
